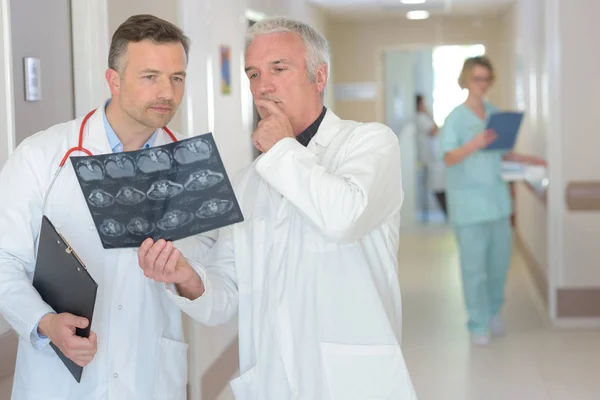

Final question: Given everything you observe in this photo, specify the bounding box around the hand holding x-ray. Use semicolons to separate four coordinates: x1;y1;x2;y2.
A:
137;238;206;300
138;238;193;284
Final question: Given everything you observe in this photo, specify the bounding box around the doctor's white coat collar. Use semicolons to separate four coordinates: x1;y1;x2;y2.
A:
83;106;176;155
310;108;342;148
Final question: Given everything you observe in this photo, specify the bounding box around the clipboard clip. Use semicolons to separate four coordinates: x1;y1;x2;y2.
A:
56;235;86;270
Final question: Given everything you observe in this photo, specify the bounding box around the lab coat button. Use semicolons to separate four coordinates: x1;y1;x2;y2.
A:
113;373;118;379
118;305;122;310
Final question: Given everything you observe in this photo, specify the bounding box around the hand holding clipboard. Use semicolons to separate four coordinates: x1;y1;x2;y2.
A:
33;216;98;383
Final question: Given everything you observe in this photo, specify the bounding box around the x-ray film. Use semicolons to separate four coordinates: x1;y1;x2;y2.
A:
71;133;244;249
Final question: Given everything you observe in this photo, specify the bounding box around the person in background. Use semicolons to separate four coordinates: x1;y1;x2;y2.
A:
441;56;546;346
415;94;447;219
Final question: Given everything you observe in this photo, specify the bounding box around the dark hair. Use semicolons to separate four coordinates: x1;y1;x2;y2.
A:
416;94;424;111
108;14;190;73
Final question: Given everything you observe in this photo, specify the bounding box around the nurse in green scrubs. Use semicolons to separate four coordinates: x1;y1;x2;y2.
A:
441;56;546;346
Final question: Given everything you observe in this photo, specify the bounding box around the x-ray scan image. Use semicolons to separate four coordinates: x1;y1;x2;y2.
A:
196;199;234;218
75;159;104;182
127;217;155;236
157;210;194;231
105;155;136;178
147;179;184;200
136;149;172;173
115;186;146;206
99;219;126;237
184;169;224;191
87;189;114;208
174;138;212;165
72;133;244;249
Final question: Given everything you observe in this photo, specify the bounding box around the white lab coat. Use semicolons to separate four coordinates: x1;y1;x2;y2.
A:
415;112;445;191
0;109;214;400
169;110;418;399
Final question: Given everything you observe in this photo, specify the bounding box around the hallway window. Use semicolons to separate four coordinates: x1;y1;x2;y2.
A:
432;44;486;126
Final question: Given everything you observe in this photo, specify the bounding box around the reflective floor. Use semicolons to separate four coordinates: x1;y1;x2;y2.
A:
400;227;600;400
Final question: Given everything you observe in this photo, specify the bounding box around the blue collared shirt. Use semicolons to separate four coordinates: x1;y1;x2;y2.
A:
102;100;158;152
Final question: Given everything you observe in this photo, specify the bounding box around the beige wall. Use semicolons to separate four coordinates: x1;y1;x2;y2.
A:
512;0;549;279
107;0;179;36
504;0;600;317
514;0;600;289
559;0;600;287
328;13;515;122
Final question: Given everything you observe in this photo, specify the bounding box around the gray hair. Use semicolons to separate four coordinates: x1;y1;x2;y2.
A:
245;17;330;83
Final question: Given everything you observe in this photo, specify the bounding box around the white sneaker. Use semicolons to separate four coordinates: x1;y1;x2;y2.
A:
471;332;491;346
490;315;505;336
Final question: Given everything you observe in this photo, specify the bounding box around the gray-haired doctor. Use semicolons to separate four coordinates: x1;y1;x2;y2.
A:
139;17;417;400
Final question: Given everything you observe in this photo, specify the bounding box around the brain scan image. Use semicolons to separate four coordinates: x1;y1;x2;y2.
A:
115;186;146;206
99;218;126;237
196;199;234;219
75;159;104;181
87;189;115;208
184;169;224;191
157;210;194;231
147;179;184;200
104;154;136;178
174;138;212;165
136;149;173;173
127;217;155;236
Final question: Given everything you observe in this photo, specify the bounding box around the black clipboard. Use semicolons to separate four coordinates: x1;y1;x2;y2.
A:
32;216;98;383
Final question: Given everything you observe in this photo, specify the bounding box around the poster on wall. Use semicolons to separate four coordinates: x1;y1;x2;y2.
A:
220;45;231;95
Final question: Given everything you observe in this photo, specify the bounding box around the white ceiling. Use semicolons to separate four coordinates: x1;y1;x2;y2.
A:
308;0;515;19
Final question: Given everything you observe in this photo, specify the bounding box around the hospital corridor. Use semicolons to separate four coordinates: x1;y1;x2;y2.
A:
398;227;600;399
2;0;600;399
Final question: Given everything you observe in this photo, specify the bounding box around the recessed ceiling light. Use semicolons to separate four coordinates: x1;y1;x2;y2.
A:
401;0;427;4
406;10;430;20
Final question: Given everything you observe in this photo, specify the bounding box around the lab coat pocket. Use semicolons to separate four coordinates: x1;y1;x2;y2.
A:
320;343;417;400
155;337;188;400
230;364;264;400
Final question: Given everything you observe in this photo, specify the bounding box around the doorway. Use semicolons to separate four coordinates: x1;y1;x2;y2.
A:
382;44;485;227
246;18;262;161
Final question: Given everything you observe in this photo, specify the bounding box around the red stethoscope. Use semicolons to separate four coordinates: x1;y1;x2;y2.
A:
43;108;178;213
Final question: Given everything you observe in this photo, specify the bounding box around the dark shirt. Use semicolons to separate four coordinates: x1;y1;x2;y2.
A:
295;107;327;147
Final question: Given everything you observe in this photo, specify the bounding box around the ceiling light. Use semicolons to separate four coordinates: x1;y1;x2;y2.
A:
406;10;430;20
401;0;427;4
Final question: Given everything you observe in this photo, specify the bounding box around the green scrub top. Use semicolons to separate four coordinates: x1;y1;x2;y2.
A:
441;102;512;226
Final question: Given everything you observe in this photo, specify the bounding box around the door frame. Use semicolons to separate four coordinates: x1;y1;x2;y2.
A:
375;41;486;125
0;0;15;167
544;0;562;323
70;0;111;118
0;0;109;167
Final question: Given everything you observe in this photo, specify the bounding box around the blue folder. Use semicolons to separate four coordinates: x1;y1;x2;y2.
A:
484;112;524;151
